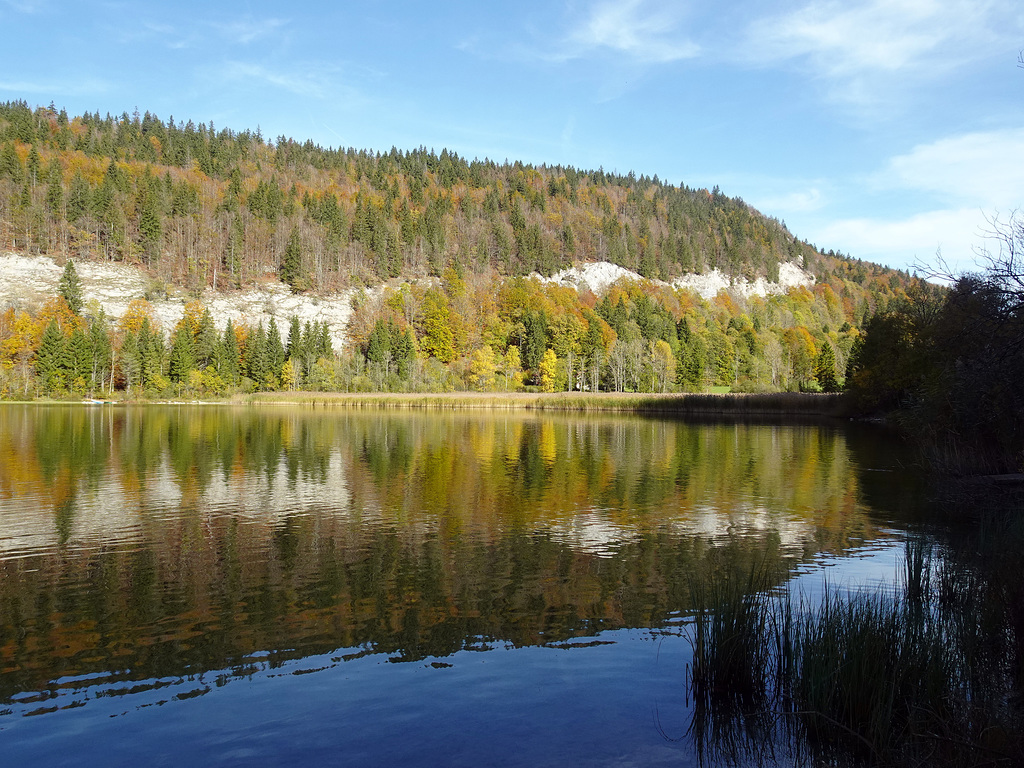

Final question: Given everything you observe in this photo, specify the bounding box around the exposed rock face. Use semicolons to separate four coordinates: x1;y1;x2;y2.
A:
0;253;814;348
0;253;356;348
539;260;814;299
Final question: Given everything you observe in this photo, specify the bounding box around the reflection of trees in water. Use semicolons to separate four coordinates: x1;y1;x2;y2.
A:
0;406;902;705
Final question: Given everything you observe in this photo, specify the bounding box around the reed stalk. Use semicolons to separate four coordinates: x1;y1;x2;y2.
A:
686;537;1023;766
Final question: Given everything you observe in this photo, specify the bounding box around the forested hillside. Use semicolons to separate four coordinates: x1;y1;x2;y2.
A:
0;100;936;398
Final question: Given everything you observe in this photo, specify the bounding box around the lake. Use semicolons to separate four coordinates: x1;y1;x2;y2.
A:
0;405;924;766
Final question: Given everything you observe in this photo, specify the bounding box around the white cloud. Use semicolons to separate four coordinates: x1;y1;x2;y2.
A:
564;0;700;63
752;187;826;215
747;0;1020;102
817;207;992;271
801;127;1024;272
883;128;1024;208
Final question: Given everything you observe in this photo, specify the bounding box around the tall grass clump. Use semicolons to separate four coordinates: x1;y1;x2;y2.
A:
686;537;1023;767
241;390;849;417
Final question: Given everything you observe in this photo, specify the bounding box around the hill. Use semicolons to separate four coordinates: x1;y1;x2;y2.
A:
0;101;938;398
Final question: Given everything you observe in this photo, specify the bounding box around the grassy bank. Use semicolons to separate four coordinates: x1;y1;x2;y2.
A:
235;390;850;417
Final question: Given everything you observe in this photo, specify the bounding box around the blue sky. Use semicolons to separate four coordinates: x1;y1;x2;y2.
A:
2;0;1023;274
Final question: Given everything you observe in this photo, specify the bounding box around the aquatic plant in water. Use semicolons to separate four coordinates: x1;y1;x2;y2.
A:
686;537;1024;767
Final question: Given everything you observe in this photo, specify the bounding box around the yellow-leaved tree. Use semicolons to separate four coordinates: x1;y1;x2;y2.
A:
539;348;558;392
469;346;496;391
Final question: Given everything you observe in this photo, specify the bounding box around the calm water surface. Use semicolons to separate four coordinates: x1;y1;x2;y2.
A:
0;405;924;766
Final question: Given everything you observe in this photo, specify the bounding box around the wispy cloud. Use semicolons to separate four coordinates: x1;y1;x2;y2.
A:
818;207;991;270
2;0;46;12
221;61;331;99
560;0;699;63
212;16;289;45
811;127;1024;269
570;0;699;62
753;187;826;215
882;128;1024;208
0;77;108;96
747;0;1019;103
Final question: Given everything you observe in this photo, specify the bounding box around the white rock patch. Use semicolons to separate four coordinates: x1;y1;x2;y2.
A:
0;252;817;350
0;252;356;348
540;260;814;300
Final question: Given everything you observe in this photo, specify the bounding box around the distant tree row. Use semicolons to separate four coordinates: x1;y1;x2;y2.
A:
0;256;938;400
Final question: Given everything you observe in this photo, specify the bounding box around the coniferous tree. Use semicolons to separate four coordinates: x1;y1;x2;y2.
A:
120;330;141;391
280;227;307;292
26;144;41;187
36;320;66;390
66;326;93;389
168;324;195;383
137;318;164;389
522;311;548;372
0;141;23;183
815;341;840;393
286;315;302;361
89;319;112;391
216;320;240;385
58;260;84;315
394;328;416;379
66;171;90;223
193;308;218;370
245;323;269;387
266;316;285;382
137;172;163;262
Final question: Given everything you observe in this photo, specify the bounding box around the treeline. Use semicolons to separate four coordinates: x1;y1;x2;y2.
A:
847;214;1024;472
1;261;333;398
0;256;935;399
0;101;909;297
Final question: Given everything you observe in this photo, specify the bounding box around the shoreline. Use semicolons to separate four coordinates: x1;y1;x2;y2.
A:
240;390;851;417
1;390;850;416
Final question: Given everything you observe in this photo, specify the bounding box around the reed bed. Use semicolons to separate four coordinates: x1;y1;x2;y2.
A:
238;390;849;417
686;538;1023;767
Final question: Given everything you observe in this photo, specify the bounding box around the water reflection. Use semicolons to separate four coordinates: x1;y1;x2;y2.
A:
0;405;916;721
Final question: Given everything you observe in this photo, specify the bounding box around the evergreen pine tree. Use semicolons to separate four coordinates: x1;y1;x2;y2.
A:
120;330;141;391
89;319;112;391
36;320;66;390
194;309;218;369
67;327;89;379
366;319;392;364
59;260;84;315
219;320;240;385
395;328;416;379
137;172;163;262
45;162;63;215
245;323;268;386
67;171;90;223
0;142;23;183
266;317;285;384
815;341;840;393
287;315;302;360
317;321;333;359
280;227;307;292
26;145;41;187
168;324;195;383
137;318;164;389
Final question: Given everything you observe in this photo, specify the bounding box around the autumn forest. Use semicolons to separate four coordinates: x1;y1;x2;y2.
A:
0;100;933;399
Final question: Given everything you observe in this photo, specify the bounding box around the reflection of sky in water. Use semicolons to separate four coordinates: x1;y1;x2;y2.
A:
2;627;700;768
